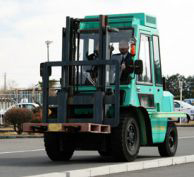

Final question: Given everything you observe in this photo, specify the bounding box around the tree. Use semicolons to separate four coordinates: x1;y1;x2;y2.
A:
4;108;33;134
38;79;58;88
38;79;58;96
7;80;18;90
186;76;194;98
166;74;187;99
166;74;194;99
0;80;18;94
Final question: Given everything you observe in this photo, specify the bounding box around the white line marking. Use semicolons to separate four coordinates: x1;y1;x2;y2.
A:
179;136;194;139
0;149;44;155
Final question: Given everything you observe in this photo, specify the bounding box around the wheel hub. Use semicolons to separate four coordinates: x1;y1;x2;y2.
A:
169;131;176;148
127;123;137;149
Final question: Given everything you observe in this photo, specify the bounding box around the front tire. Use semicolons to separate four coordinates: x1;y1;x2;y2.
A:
158;123;178;157
44;133;74;161
111;115;140;162
186;115;190;123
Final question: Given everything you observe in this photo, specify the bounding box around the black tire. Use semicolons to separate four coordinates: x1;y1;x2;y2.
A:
44;133;74;161
186;115;190;123
111;115;140;162
158;123;178;157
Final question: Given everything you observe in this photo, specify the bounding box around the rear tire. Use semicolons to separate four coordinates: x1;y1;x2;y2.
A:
44;133;74;161
158;123;178;157
111;114;140;162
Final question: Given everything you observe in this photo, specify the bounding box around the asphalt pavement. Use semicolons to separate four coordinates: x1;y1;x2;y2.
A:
0;127;194;177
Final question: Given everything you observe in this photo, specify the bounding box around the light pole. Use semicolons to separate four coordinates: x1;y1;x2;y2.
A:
45;40;53;62
179;80;183;101
179;79;183;124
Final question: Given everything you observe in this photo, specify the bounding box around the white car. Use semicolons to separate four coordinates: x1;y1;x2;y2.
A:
174;100;194;122
0;109;5;125
184;98;194;106
9;102;40;111
1;103;40;125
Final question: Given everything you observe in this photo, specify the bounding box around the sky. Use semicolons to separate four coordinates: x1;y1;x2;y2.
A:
0;0;194;88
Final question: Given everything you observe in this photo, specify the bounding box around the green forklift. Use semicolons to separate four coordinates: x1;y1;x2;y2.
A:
24;13;186;162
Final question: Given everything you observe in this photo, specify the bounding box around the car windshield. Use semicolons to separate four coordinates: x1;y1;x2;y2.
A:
75;28;134;86
185;99;194;105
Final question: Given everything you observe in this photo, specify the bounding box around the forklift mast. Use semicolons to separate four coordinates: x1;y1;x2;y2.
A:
40;15;120;127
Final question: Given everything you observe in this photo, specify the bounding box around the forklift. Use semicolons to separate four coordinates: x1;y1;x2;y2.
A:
24;13;186;162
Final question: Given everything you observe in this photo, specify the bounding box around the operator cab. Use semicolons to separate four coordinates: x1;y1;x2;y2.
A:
74;28;135;87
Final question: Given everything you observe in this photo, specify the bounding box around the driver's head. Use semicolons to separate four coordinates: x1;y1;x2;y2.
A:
119;40;129;55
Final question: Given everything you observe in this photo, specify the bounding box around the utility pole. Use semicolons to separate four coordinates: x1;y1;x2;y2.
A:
4;72;7;92
45;40;53;62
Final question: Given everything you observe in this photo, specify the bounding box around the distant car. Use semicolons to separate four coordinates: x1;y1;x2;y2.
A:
0;109;5;124
1;103;41;124
15;103;40;110
9;102;40;111
174;100;194;122
184;98;194;106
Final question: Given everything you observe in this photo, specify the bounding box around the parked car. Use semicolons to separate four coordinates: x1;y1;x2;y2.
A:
2;102;40;118
174;100;194;122
6;102;42;122
0;109;5;125
8;102;40;111
184;98;194;106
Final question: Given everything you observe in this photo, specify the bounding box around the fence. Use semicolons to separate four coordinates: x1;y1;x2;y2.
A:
0;90;42;125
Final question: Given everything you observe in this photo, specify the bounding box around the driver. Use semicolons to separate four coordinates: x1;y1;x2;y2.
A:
111;40;132;84
119;40;131;83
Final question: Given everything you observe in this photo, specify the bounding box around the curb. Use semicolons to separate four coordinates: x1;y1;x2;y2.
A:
176;125;194;127
0;135;43;139
25;155;194;177
176;121;194;127
0;130;15;132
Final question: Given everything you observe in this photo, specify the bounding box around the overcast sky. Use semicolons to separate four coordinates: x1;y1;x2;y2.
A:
0;0;194;88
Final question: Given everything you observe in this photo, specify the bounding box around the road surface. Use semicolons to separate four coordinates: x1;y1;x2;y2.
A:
0;127;193;177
